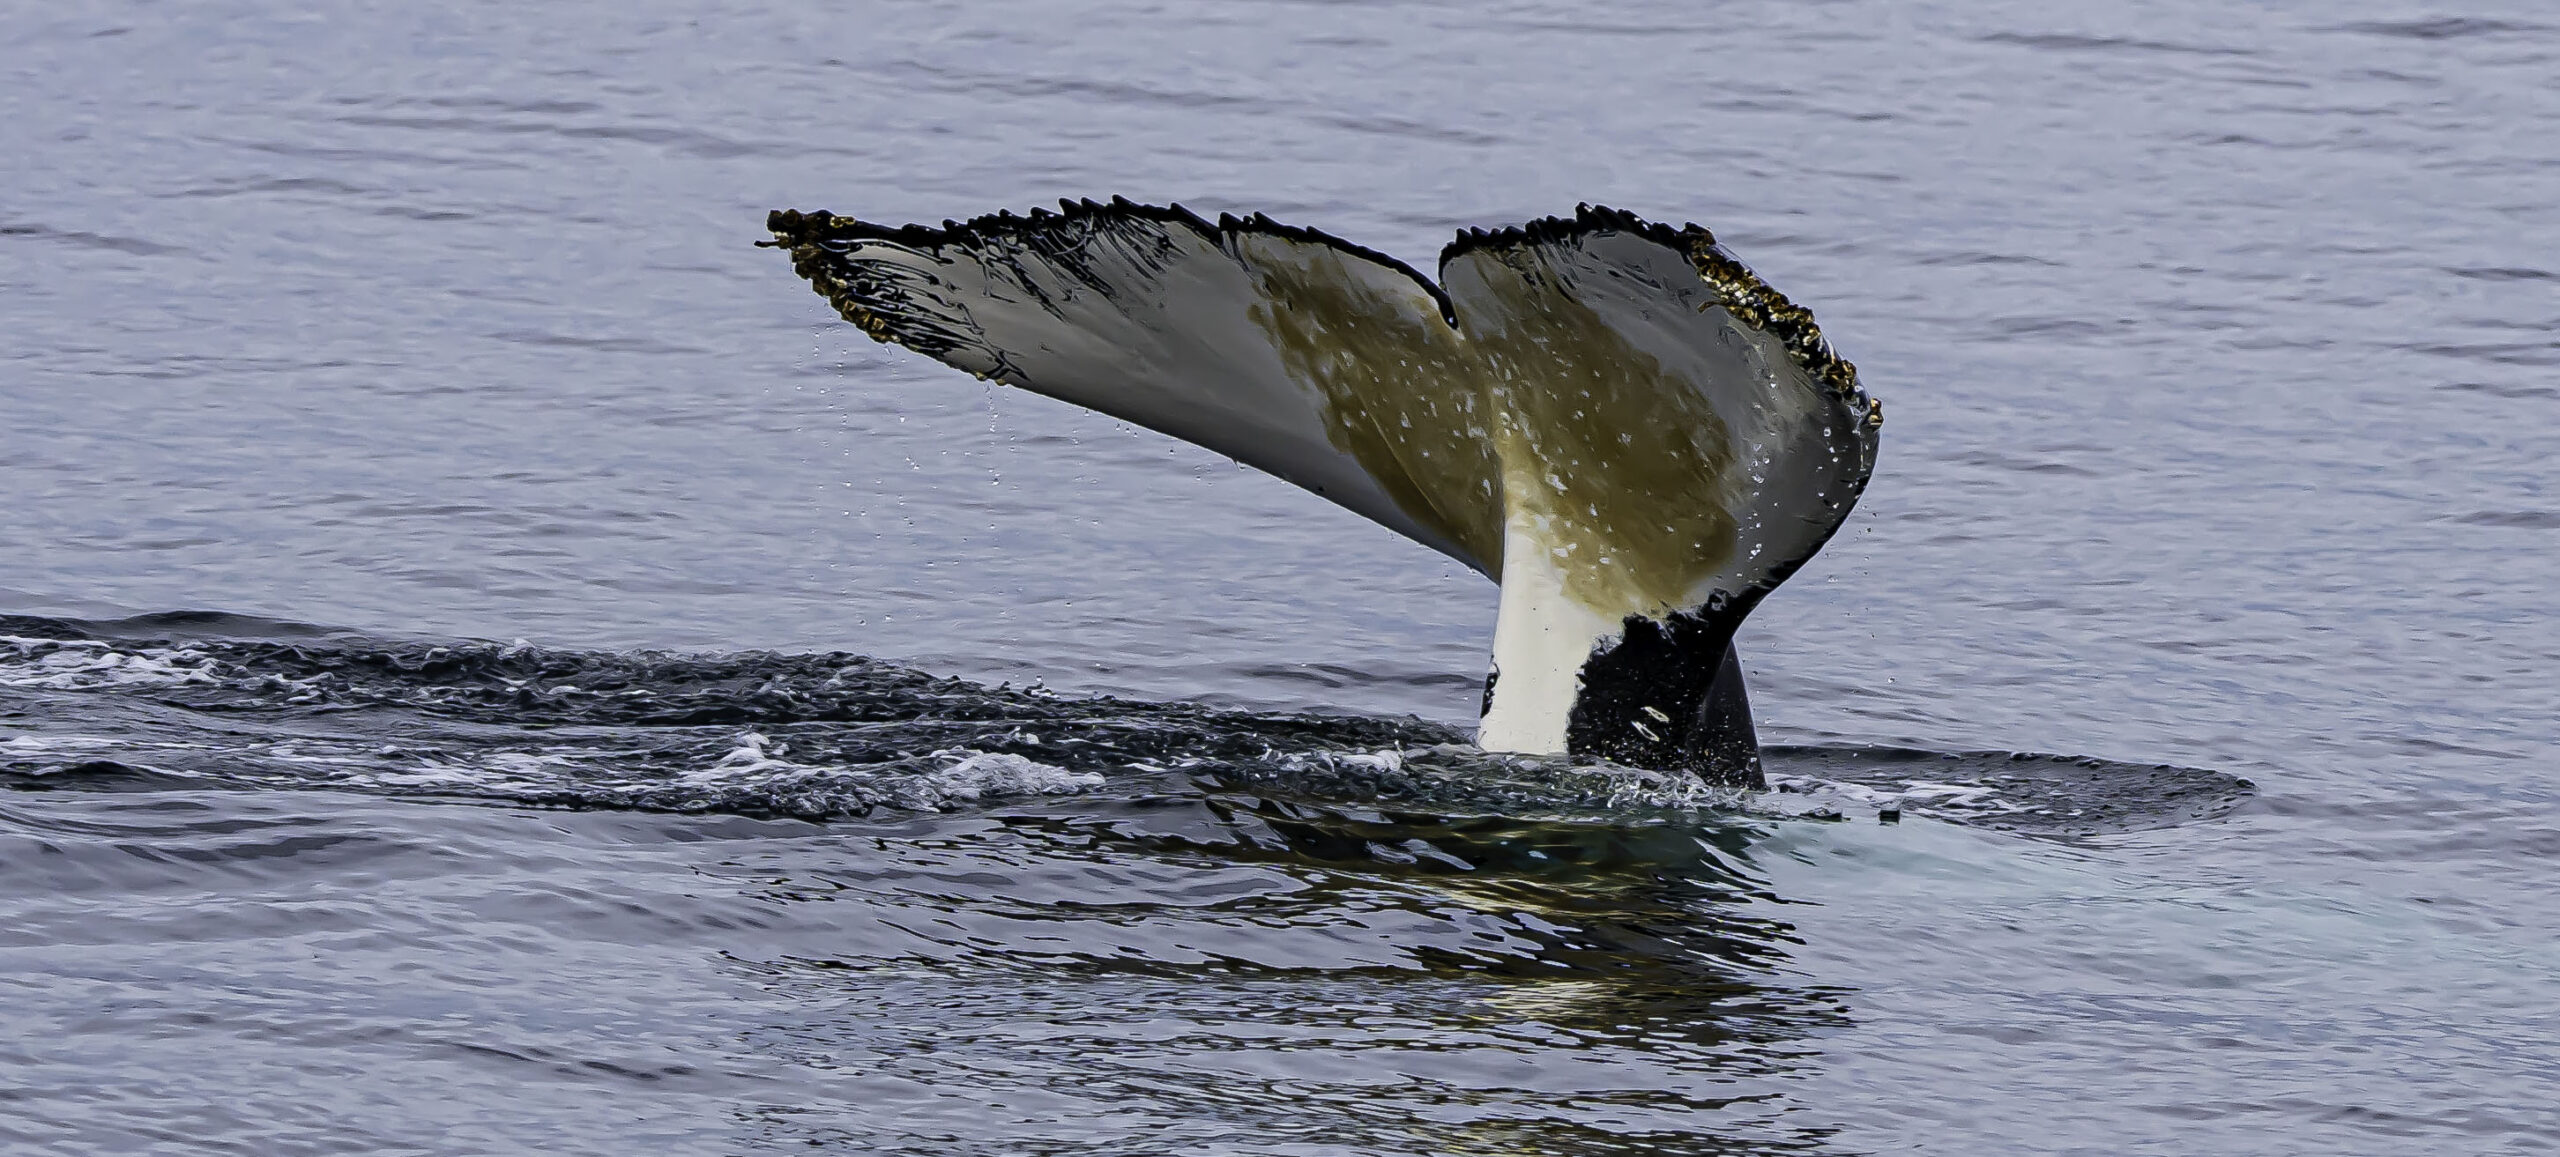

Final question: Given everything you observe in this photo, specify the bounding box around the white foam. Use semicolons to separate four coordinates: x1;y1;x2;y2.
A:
1272;744;1745;813
1762;773;2025;823
0;636;228;691
928;750;1104;801
673;734;1100;809
683;731;813;783
1332;748;1405;774
0;732;124;755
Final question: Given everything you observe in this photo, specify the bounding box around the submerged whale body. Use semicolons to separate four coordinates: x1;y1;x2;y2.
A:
764;200;1881;788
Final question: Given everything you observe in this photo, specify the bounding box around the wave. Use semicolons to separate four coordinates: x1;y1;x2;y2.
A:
1;612;2251;840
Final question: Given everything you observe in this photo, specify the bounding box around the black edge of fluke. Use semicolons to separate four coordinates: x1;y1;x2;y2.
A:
764;198;1462;326
1439;202;1872;413
766;196;1874;448
764;200;1877;403
1436;201;1698;263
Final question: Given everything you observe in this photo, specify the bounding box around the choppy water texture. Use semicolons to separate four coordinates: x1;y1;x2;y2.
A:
4;2;2555;1153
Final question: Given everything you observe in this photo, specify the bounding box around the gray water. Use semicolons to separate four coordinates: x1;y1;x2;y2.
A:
4;1;2555;1153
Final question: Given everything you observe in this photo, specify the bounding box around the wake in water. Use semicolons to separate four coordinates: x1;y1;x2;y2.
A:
1;613;2250;842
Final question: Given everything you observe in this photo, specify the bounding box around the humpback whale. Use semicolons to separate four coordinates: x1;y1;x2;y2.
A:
764;200;1880;788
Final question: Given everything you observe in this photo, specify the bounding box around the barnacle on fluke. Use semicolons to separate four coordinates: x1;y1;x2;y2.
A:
763;199;1881;788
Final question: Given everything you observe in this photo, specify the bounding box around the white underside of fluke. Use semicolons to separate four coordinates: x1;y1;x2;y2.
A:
771;202;1880;769
1475;514;1624;755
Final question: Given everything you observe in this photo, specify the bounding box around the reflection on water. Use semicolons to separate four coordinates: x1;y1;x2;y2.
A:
719;801;1850;1154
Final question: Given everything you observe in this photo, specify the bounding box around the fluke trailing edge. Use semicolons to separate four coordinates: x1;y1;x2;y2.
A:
764;199;1881;788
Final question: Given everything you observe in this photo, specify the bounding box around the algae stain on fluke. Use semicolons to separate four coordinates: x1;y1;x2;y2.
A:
763;200;1880;787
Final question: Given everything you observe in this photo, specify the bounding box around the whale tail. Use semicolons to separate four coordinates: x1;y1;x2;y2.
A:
765;200;1880;787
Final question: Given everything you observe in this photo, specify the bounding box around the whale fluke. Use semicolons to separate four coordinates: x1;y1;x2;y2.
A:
764;200;1880;787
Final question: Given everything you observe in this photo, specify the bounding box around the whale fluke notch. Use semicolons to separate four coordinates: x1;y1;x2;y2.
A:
765;200;1880;787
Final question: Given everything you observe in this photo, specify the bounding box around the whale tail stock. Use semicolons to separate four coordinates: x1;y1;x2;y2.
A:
764;199;1880;787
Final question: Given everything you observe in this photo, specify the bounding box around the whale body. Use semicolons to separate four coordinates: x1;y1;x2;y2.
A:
765;200;1880;787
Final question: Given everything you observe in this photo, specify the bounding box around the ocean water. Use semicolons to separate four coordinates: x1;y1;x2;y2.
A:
4;1;2555;1153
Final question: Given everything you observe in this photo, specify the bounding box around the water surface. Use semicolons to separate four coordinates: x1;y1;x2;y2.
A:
4;1;2555;1153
